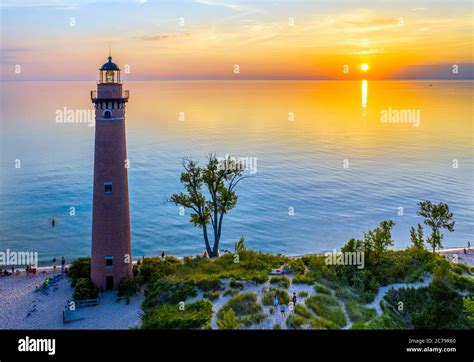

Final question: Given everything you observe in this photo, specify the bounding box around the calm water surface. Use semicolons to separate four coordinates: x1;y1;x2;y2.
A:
0;80;472;264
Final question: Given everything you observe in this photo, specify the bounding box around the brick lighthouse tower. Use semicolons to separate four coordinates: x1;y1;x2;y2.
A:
90;56;132;290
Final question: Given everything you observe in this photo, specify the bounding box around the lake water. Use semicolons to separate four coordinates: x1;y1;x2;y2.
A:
0;80;473;265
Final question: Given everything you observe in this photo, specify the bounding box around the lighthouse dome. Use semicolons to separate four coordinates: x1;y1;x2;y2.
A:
100;56;120;71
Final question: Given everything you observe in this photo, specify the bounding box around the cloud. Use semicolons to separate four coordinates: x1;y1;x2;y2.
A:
141;33;191;41
194;0;246;12
0;0;78;9
389;63;474;79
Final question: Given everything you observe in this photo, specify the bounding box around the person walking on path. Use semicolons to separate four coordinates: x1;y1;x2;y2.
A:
61;256;66;275
292;292;297;307
280;303;287;319
273;295;279;314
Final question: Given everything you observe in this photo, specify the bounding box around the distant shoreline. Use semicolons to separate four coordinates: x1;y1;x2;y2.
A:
5;246;472;273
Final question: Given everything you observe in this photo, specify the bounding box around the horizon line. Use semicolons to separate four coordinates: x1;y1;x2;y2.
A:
2;78;473;82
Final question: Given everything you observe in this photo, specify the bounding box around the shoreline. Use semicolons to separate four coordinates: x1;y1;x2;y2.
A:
4;246;473;273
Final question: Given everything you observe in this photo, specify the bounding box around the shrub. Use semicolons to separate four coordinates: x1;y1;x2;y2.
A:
270;276;290;289
69;257;91;288
219;292;262;317
217;292;265;326
139;257;180;283
216;309;240;330
294;304;313;319
463;296;474;328
272;323;281;330
310;317;338;330
223;289;239;297
73;278;98;301
203;291;220;300
141;300;213;329
334;286;359;301
306;295;346;328
261;289;291;306
383;281;468;329
143;280;197;308
292;274;315;285
298;291;309;298
248;273;269;284
229;279;244;290
132;264;139;277
307;293;339;306
288;258;306;274
286;314;306;329
194;278;224;292
234;236;248;253
345;299;376;324
314;282;332;295
117;277;140;303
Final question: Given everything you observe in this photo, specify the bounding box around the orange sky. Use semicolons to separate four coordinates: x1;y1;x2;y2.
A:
1;1;473;80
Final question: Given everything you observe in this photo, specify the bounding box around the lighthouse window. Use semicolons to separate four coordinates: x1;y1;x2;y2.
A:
103;110;112;119
105;256;113;268
104;182;112;194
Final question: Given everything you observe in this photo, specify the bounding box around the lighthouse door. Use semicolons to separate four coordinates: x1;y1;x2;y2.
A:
106;276;114;290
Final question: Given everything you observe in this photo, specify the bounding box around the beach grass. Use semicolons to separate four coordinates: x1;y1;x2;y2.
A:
217;292;265;327
306;295;346;328
345;299;377;324
141;300;212;329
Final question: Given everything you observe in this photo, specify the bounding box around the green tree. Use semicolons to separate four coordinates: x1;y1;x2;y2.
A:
341;238;364;253
171;155;246;258
217;308;240;330
417;200;455;254
363;220;395;259
409;223;425;250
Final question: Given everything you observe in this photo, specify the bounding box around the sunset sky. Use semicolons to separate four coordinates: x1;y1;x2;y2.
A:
0;0;472;80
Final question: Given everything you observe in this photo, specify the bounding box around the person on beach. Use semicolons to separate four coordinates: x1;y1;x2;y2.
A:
280;303;287;318
273;295;279;313
161;251;165;260
292;292;297;306
464;248;467;255
52;258;57;270
51;219;55;227
61;256;66;274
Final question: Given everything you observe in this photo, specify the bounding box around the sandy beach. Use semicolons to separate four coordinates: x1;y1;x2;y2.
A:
0;269;143;329
438;248;474;267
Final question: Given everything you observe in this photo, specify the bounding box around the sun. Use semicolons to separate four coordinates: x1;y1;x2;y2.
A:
361;63;369;72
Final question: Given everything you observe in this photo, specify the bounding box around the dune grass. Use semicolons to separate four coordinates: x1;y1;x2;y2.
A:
345;299;376;324
306;294;346;328
217;292;265;327
270;276;291;289
261;288;291;306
